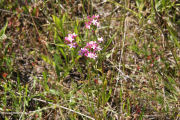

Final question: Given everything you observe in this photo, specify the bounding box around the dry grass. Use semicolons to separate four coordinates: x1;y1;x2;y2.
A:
0;0;179;120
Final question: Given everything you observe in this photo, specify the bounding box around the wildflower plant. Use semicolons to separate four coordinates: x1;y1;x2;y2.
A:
64;15;103;60
50;14;105;79
51;13;118;84
85;15;100;29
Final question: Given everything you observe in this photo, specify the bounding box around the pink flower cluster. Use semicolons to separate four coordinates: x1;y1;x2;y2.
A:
64;15;103;59
65;33;77;48
79;37;103;59
85;15;100;29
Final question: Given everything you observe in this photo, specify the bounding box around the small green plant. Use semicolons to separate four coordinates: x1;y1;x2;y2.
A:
48;14;106;80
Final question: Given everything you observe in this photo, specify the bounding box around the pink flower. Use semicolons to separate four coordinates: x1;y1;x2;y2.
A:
65;35;74;43
85;22;91;29
92;19;98;25
65;36;73;43
79;41;100;59
91;15;95;19
65;33;77;43
85;24;91;29
96;22;100;27
87;16;91;20
92;15;100;19
91;19;100;27
68;42;77;48
92;15;99;19
92;19;100;27
85;41;102;52
85;15;100;29
89;41;96;44
86;41;97;49
95;15;100;19
87;52;97;59
81;48;88;53
97;37;103;43
79;48;88;56
72;33;77;38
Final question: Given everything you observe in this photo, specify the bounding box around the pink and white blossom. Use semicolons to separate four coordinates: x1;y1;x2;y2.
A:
79;48;88;56
87;52;97;59
92;19;98;25
95;15;100;19
65;36;74;43
68;42;77;48
72;33;77;38
85;15;100;29
65;33;77;43
97;37;103;43
85;24;91;29
86;41;97;49
96;22;100;27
